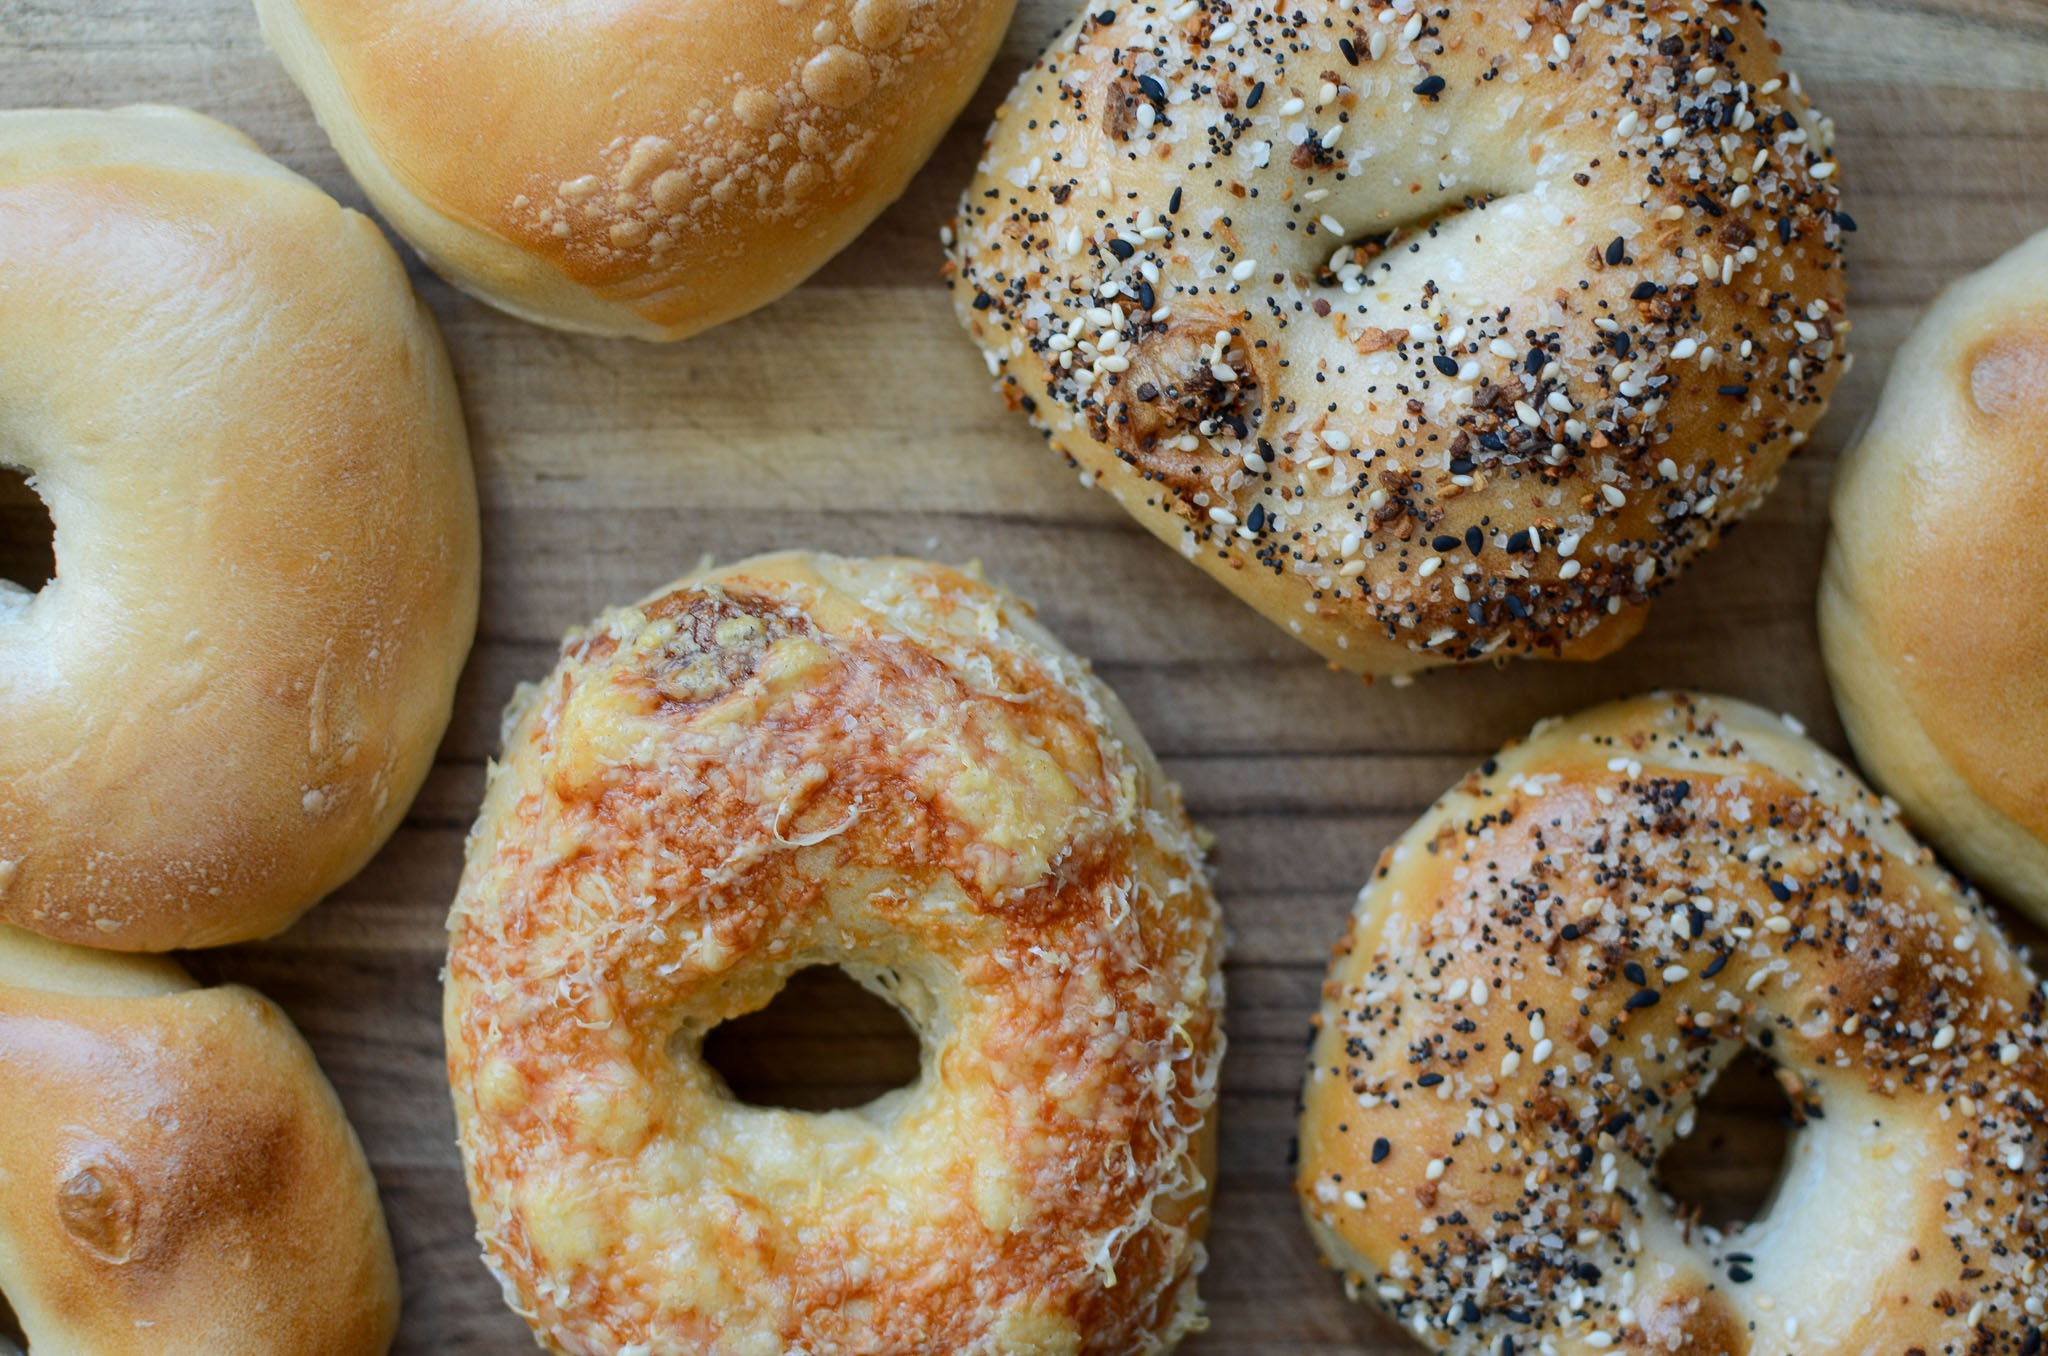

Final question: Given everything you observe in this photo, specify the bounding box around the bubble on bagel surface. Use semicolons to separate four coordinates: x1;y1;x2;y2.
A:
946;0;1850;672
505;0;959;286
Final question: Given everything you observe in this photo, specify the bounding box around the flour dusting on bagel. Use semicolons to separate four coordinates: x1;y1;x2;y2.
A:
1298;694;2045;1355
949;1;1849;674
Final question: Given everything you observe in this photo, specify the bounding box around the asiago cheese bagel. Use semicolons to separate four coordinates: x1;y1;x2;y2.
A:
445;551;1225;1355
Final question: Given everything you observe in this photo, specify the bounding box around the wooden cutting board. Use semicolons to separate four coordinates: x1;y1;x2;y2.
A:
4;2;2046;1351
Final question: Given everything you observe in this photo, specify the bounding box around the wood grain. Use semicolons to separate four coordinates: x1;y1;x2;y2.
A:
4;1;2048;1351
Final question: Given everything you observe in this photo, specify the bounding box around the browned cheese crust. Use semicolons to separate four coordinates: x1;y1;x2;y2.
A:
949;1;1848;675
1821;228;2048;927
256;0;1018;340
1298;694;2045;1356
0;107;478;951
0;926;398;1355
445;552;1225;1355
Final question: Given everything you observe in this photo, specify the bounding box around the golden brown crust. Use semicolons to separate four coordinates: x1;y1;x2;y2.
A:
0;107;479;951
0;925;398;1355
1820;228;2048;924
949;1;1848;675
1297;693;2046;1356
446;551;1224;1355
256;0;1017;340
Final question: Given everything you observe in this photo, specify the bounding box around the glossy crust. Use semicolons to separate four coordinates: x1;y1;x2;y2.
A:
1298;693;2046;1355
949;1;1848;675
256;0;1018;340
446;552;1225;1355
0;107;479;951
1820;229;2048;926
0;924;398;1355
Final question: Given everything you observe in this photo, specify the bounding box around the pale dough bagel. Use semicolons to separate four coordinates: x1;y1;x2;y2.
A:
256;0;1019;341
1298;693;2047;1356
0;923;399;1355
949;1;1850;675
0;107;479;952
446;551;1225;1356
1820;229;2048;927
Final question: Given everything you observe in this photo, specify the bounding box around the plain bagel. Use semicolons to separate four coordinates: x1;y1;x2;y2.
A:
0;106;478;951
446;552;1225;1355
1298;693;2046;1355
1820;228;2048;927
257;0;1019;340
0;923;399;1355
949;0;1849;674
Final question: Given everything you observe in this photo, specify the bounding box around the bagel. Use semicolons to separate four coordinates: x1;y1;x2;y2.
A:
948;1;1849;675
0;923;398;1355
0;106;479;951
256;0;1019;340
1297;692;2047;1355
445;551;1225;1355
1820;229;2048;928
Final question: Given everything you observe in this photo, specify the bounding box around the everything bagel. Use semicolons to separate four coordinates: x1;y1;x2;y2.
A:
445;552;1224;1355
949;0;1848;674
1298;693;2045;1355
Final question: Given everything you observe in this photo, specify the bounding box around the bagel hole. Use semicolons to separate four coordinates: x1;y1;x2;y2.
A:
1316;195;1497;291
700;966;921;1112
1655;1048;1795;1233
0;466;55;596
0;1283;22;1354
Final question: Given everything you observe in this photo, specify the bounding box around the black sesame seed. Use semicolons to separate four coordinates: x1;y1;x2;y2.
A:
1340;37;1359;65
1833;210;1859;232
1168;186;1183;214
1766;877;1792;903
1576;1262;1602;1282
1605;236;1627;266
1625;988;1662;1011
1623;961;1648;986
1604;1111;1632;1136
1689;905;1709;938
1503;594;1527;619
2020;1329;2041;1356
1372;1137;1391;1164
972;292;993;310
1630;280;1659;300
1448;458;1475;475
1245;503;1266;531
1245;82;1264;110
1525;348;1546;376
1107;238;1135;260
1138;74;1166;102
1136;279;1156;309
1413;74;1446;98
1728;1265;1754;1284
1432;534;1460;553
1433;354;1460;377
1416;1071;1444;1087
1464;525;1484;555
1561;923;1581;941
1094;8;1115;23
1505;529;1530;554
1718;384;1751;398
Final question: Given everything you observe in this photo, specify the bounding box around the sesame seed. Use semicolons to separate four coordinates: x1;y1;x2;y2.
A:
1932;1025;1957;1052
1601;484;1626;508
